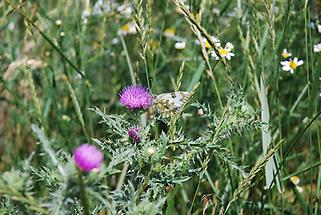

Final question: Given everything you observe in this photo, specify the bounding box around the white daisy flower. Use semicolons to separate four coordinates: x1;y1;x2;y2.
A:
290;176;300;185
118;22;136;35
209;50;219;60
280;57;304;74
225;42;234;49
218;48;234;60
93;0;118;16
313;43;321;53
175;41;186;50
117;3;133;18
196;36;221;49
210;42;235;60
164;28;175;39
281;49;292;58
218;42;235;60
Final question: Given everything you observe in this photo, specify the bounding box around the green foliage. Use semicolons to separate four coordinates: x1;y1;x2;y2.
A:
0;0;320;214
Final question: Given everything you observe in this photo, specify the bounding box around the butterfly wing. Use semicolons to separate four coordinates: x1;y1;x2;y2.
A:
155;91;190;117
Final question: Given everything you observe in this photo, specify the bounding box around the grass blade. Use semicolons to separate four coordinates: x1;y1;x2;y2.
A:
259;75;281;193
187;61;205;92
5;0;85;78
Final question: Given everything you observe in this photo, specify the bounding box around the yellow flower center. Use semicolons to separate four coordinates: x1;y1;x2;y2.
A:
121;24;129;32
282;52;289;58
205;41;211;48
219;48;229;56
151;40;159;50
164;28;175;38
289;60;298;70
290;176;300;185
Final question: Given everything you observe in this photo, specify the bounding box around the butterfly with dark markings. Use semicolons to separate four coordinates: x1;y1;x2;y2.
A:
154;91;190;117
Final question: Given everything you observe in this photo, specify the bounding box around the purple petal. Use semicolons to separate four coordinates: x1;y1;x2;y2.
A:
73;144;103;172
119;85;153;110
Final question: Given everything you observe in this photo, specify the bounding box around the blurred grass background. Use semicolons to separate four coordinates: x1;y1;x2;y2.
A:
1;0;321;214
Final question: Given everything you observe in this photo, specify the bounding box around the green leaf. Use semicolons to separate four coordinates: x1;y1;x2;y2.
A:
187;61;205;92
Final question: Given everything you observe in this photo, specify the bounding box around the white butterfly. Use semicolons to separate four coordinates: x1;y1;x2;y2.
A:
154;91;190;117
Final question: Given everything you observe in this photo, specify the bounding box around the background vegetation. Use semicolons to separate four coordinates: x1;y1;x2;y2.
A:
0;0;321;214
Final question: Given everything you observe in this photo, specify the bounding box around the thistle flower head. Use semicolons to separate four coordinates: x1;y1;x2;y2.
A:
119;85;153;110
128;127;140;143
73;144;103;172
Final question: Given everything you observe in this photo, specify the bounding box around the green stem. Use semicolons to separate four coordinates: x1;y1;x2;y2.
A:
143;57;151;89
77;170;90;215
136;170;152;201
120;34;136;85
189;155;210;214
188;177;201;215
116;162;129;191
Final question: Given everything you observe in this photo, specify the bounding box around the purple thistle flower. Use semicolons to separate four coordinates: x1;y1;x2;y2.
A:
73;144;103;172
119;85;153;110
128;127;141;143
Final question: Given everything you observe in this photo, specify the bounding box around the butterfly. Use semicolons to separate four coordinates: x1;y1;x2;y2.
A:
154;91;190;117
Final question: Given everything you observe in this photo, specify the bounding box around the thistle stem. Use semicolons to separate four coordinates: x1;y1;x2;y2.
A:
77;169;90;215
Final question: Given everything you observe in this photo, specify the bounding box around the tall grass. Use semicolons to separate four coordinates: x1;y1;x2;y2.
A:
0;0;320;214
